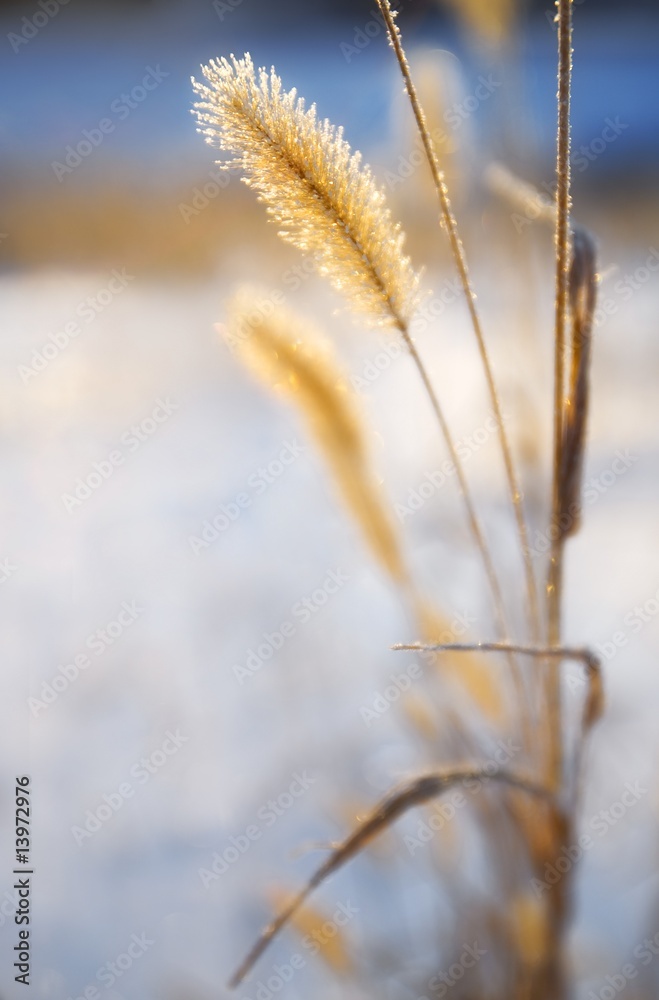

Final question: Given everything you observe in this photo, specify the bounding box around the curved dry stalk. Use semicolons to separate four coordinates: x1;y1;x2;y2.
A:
392;641;603;737
560;226;597;539
375;0;540;643
228;765;549;987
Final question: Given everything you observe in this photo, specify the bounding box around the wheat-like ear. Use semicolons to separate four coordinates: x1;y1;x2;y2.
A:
224;290;409;581
193;55;420;330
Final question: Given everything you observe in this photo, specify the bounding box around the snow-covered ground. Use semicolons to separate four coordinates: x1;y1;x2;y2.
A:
0;243;658;999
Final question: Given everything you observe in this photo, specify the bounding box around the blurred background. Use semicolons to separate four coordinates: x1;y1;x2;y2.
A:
1;1;659;998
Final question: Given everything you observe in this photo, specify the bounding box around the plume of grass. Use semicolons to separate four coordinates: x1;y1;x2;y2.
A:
224;290;407;581
192;55;419;330
193;55;517;676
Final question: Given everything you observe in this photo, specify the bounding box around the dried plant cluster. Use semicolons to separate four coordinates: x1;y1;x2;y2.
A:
192;1;601;997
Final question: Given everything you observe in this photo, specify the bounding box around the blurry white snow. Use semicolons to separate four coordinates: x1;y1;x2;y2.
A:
0;256;658;999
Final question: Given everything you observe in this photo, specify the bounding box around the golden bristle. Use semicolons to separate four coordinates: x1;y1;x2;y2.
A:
192;55;420;329
224;291;408;582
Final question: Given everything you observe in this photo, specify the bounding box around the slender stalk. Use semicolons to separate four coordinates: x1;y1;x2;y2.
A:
399;326;532;747
376;0;540;643
547;0;573;792
395;639;603;740
400;328;511;635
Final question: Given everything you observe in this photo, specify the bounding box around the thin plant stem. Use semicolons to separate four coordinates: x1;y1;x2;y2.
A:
547;0;574;792
398;326;532;749
400;328;510;635
376;0;540;644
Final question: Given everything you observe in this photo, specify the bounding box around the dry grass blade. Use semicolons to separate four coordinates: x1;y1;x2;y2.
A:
559;226;597;539
484;165;598;544
228;766;549;987
192;55;420;329
375;0;540;643
393;640;603;735
224;291;408;581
